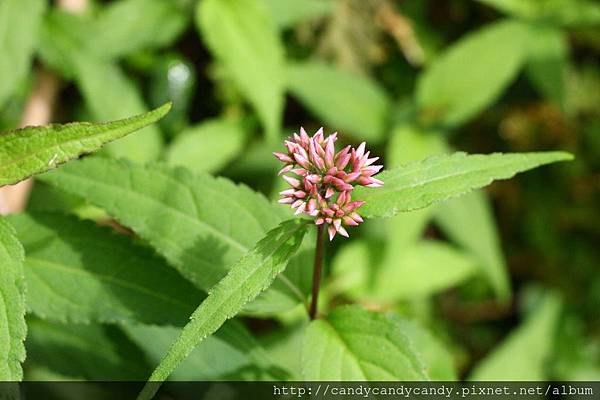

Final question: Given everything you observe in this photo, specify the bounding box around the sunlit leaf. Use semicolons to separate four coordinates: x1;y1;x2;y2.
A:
354;151;573;219
301;305;428;380
0;104;170;187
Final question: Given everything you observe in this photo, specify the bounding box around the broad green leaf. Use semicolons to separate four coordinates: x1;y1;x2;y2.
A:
477;0;600;27
38;158;308;311
8;212;201;326
0;104;170;187
374;241;478;300
124;320;285;380
196;0;285;142
435;191;511;301
137;219;308;399
393;317;457;380
470;292;562;380
525;25;568;108
262;0;334;29
301;305;428;380
166;119;246;174
25;319;150;380
416;20;530;127
0;0;46;109
74;58;164;162
90;0;189;59
353;151;573;219
0;218;26;380
287;61;391;143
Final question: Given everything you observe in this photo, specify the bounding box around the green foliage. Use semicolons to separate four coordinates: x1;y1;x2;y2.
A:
0;0;45;109
301;305;428;380
263;0;334;29
196;0;285;142
166;119;246;173
354;151;573;218
417;20;530;127
0;104;170;186
287;61;391;142
470;291;562;380
38;157;308;312
0;218;26;380
8;212;201;326
478;0;600;26
138;219;307;399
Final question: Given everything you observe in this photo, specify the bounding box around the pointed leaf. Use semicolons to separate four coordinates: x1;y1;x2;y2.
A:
0;103;170;187
38;158;308;311
0;218;26;380
0;0;46;108
416;20;530;127
8;212;201;326
196;0;285;142
353;151;573;219
301;305;428;380
137;219;307;399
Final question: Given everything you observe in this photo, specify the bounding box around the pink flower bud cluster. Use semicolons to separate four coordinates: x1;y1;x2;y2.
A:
273;127;383;240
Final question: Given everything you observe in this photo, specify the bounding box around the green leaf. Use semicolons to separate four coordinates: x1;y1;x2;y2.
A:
434;191;511;301
8;212;201;326
287;61;391;143
196;0;285;142
124;320;284;380
137;219;308;400
90;0;189;59
374;241;478;300
25;319;150;380
353;151;573;219
416;20;530;127
477;0;600;27
262;0;334;29
393;317;457;380
74;58;164;162
525;25;568;108
38;158;307;311
0;0;46;109
470;291;562;380
0;218;26;380
301;305;428;380
0;103;170;187
166;119;246;174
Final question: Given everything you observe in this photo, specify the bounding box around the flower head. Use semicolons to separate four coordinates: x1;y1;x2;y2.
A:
274;127;383;240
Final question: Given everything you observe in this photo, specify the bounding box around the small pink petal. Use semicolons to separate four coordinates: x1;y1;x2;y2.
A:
291;199;304;209
278;165;293;175
283;175;301;188
328;225;337;241
325;187;335;199
291;168;307;176
343;216;359;226
315;218;325;225
294;202;307;215
350;212;364;223
325;137;335;168
279;189;296;196
355;142;366;159
278;197;294;204
294;153;310;169
337;226;349;237
273;152;293;163
333;218;342;231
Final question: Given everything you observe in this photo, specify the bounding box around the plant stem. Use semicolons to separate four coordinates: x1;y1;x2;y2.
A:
309;224;325;320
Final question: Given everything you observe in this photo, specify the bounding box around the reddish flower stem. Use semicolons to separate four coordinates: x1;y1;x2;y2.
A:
309;224;325;320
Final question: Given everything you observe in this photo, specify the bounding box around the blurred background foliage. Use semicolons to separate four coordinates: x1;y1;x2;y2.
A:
1;0;598;382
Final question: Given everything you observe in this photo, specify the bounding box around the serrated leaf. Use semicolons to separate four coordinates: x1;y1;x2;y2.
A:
38;158;308;312
124;320;285;380
287;61;391;143
26;319;150;380
434;191;511;301
137;219;307;399
374;241;478;300
166;119;246;174
0;0;46;109
0;218;26;381
470;292;562;380
8;212;201;326
416;20;530;127
353;151;573;219
196;0;285;142
301;305;428;380
0;103;170;187
74;58;164;162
